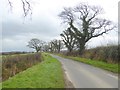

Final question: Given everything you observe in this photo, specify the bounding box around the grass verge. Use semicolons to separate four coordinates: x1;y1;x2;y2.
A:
2;53;65;88
57;54;119;73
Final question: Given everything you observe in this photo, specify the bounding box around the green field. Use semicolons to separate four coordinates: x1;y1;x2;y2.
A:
57;54;119;73
2;53;65;88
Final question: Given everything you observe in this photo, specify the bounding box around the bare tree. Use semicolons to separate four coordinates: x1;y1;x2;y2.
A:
60;27;76;52
48;41;55;52
42;42;50;52
7;0;32;17
48;40;63;53
51;39;64;53
43;44;50;52
59;3;116;55
58;40;64;52
27;38;44;52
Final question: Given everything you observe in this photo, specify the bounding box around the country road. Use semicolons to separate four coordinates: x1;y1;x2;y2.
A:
51;54;118;88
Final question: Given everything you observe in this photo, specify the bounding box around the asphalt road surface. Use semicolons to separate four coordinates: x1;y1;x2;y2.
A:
51;54;118;88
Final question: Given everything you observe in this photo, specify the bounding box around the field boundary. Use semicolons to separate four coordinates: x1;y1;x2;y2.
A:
55;53;119;73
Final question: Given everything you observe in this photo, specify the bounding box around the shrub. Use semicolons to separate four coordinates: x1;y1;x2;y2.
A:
2;53;42;81
84;45;118;64
61;45;119;64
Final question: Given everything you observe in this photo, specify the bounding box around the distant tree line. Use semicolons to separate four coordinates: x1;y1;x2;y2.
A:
1;52;29;55
27;38;64;53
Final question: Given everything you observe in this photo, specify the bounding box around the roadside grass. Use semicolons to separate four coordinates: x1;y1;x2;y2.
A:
2;53;65;88
56;54;119;73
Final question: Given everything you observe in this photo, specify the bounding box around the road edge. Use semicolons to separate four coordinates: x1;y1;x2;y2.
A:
61;64;75;88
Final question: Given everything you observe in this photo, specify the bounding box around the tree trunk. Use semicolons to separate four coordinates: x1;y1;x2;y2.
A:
68;47;71;52
79;42;85;55
36;50;39;53
35;47;39;53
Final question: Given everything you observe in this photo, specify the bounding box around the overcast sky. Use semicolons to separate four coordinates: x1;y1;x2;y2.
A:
1;0;119;52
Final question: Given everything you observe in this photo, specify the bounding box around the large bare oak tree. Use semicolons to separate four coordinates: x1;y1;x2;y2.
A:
59;3;116;55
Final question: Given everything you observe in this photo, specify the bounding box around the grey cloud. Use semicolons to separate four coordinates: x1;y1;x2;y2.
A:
2;19;61;39
2;18;62;52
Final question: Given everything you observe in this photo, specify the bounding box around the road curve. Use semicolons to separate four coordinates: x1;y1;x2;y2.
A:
51;54;118;88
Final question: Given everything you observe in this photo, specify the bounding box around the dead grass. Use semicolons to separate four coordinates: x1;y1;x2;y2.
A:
2;53;42;81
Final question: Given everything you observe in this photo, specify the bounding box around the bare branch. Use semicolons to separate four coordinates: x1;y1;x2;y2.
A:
74;4;89;19
58;7;75;23
21;0;32;17
8;0;12;11
7;0;32;17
